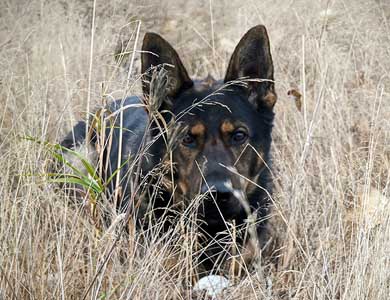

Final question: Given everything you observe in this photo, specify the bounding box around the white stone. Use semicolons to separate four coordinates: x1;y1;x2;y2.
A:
193;275;230;299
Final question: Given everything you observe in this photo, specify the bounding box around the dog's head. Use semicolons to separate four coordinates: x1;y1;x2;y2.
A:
141;25;276;221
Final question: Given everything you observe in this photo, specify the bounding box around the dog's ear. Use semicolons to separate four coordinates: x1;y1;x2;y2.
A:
224;25;276;110
141;33;193;103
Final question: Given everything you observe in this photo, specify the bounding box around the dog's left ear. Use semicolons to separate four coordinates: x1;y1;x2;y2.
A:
141;32;193;105
224;25;276;110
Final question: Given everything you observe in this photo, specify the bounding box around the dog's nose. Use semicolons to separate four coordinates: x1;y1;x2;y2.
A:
201;180;232;194
201;180;234;202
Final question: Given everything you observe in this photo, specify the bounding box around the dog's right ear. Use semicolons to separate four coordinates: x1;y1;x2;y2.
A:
141;33;193;105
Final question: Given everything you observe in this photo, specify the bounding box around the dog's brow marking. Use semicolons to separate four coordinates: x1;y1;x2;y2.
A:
221;120;234;133
191;122;206;136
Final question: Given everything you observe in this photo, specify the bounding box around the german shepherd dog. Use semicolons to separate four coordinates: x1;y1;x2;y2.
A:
61;25;276;273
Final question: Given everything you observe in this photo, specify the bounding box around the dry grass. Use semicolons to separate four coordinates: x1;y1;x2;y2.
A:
1;0;390;299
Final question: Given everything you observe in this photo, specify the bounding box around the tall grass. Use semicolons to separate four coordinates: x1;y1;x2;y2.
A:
0;0;389;299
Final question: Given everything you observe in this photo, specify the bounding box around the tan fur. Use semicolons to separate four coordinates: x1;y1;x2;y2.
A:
221;120;235;133
263;91;277;108
190;122;206;136
178;180;189;195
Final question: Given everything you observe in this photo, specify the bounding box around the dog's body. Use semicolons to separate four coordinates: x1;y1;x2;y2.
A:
61;25;276;273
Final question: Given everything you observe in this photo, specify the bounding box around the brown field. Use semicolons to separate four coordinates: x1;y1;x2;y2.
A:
0;0;389;299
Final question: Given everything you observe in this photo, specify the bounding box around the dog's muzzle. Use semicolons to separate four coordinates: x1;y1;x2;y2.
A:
201;178;239;203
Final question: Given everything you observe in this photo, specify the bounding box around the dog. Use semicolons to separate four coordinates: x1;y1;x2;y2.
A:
60;25;276;273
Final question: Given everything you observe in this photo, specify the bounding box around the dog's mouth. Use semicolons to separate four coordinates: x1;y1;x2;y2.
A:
197;190;246;227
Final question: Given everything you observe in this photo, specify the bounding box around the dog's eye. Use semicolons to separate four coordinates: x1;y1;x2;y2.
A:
231;130;248;144
182;133;196;147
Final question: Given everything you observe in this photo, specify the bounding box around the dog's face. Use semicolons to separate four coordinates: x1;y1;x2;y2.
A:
141;26;276;222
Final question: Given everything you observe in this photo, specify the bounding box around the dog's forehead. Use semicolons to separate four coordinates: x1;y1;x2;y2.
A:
174;80;256;127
